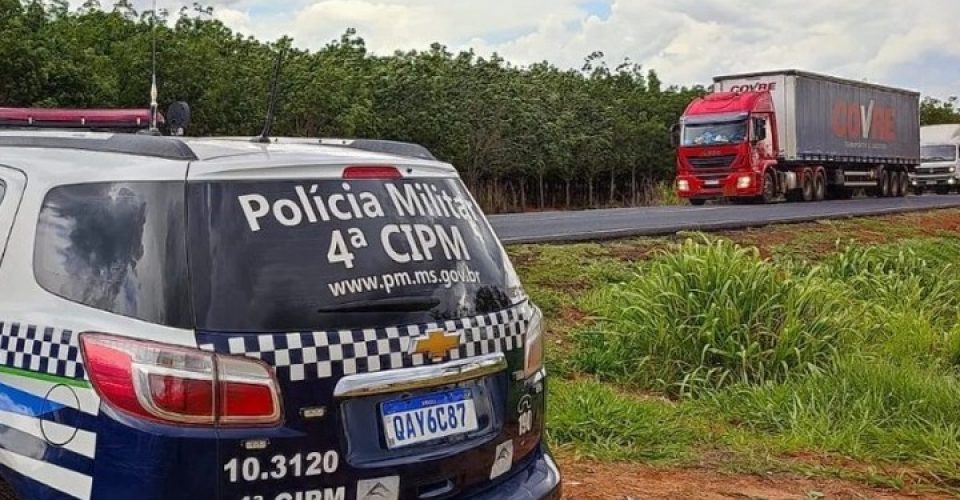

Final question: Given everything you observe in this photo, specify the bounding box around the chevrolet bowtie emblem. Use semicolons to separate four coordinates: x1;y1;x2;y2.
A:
410;329;461;361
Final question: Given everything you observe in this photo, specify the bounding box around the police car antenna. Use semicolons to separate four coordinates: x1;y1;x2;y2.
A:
254;47;286;144
148;0;159;133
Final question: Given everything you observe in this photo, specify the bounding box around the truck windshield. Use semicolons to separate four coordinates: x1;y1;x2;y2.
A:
921;145;957;162
186;177;515;332
682;120;748;146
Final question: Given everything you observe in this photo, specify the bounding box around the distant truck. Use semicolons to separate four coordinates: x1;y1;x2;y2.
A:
674;70;921;205
912;124;960;194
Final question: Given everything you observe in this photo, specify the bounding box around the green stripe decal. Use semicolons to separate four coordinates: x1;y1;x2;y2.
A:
0;365;90;389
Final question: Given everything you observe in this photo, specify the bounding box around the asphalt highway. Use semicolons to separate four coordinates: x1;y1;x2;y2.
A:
489;195;960;244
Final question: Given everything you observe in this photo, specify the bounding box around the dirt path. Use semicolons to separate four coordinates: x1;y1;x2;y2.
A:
560;461;951;500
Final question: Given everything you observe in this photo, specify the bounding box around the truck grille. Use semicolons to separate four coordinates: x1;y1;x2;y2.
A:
919;166;954;175
688;155;736;169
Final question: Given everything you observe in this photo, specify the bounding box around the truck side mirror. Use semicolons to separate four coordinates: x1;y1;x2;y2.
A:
670;123;680;148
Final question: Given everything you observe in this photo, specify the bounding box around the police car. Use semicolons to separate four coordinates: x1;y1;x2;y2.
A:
0;108;560;499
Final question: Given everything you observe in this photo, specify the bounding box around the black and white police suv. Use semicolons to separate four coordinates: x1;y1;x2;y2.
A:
0;110;559;500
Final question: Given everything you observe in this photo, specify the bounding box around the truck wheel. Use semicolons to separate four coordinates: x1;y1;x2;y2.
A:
936;186;951;195
879;170;892;197
690;199;706;206
800;173;814;202
759;171;777;204
912;187;923;196
813;172;826;201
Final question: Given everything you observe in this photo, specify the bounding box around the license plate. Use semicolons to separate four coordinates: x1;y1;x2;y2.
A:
381;388;479;449
704;180;720;186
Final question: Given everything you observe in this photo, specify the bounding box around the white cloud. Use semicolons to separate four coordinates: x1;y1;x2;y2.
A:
212;6;252;33
76;0;960;97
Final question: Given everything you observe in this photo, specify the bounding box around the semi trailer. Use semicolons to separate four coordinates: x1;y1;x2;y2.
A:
912;124;960;194
674;70;921;204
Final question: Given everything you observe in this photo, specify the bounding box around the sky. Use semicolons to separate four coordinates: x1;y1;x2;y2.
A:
102;0;960;98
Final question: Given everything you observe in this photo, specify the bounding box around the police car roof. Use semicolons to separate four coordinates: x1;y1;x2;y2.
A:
0;131;452;170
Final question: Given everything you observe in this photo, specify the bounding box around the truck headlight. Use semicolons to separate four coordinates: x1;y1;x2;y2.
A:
737;175;752;189
677;180;690;192
950;167;957;173
524;307;544;379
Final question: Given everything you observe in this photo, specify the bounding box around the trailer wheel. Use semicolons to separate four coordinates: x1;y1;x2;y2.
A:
879;170;893;197
813;171;826;201
897;171;909;197
801;172;814;202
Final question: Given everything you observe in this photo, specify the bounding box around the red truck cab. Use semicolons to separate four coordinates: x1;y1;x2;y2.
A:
675;91;778;205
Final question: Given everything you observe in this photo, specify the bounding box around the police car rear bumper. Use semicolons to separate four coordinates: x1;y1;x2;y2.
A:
468;444;561;500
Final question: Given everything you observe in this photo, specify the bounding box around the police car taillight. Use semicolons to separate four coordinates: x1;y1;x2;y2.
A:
80;334;282;427
523;306;544;379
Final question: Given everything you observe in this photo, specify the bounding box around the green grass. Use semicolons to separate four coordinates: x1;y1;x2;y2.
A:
548;379;702;462
574;239;852;397
710;357;960;470
518;230;960;491
654;181;683;206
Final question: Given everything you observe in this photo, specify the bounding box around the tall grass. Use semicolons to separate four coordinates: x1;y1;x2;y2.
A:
821;242;960;319
654;182;683;206
819;240;960;366
574;239;852;397
553;236;960;475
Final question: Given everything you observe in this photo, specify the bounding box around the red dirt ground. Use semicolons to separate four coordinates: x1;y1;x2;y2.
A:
560;460;951;499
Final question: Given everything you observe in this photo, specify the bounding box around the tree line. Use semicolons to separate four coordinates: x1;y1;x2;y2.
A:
1;2;957;212
921;97;960;126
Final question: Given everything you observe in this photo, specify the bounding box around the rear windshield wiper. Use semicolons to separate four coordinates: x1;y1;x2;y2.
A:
317;296;441;314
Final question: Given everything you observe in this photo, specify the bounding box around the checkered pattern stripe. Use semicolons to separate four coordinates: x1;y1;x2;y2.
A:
199;304;531;382
0;321;84;380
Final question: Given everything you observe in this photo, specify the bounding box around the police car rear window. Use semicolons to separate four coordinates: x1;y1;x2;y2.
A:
187;178;513;332
34;182;194;328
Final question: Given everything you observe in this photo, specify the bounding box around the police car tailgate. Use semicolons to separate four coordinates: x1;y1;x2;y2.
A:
185;158;546;499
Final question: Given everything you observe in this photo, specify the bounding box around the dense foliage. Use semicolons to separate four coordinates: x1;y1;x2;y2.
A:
0;1;705;211
921;96;960;126
2;2;958;212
